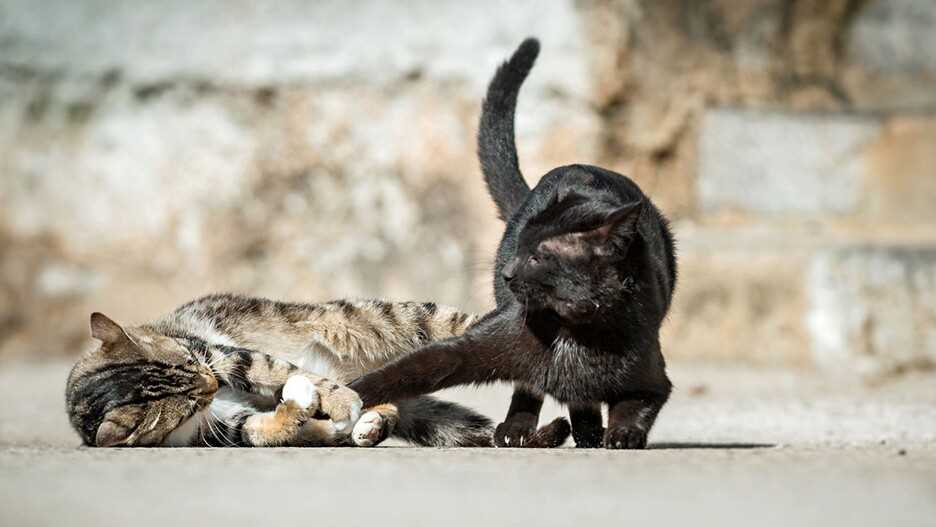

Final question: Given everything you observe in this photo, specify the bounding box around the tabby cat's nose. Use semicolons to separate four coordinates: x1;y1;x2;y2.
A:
199;373;218;395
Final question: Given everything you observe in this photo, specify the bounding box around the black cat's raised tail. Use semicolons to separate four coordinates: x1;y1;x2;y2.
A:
478;37;539;221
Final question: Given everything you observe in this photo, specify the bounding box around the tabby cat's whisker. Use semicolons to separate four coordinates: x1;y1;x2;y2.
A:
207;412;234;448
211;411;239;448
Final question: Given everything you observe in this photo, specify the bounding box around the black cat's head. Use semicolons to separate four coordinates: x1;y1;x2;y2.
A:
503;185;644;325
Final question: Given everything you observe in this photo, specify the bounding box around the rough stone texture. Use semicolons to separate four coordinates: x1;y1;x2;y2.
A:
664;243;812;366
0;0;590;92
848;0;936;74
698;109;880;216
1;0;936;376
698;109;936;221
862;115;936;222
0;0;599;360
581;0;936;215
808;247;936;377
659;223;936;374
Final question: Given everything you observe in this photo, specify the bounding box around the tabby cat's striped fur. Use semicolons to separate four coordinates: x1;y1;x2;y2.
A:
66;294;490;448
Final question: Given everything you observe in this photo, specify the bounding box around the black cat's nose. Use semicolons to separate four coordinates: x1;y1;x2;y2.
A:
502;258;520;282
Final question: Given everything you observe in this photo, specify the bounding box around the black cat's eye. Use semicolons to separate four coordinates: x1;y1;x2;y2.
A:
528;255;541;266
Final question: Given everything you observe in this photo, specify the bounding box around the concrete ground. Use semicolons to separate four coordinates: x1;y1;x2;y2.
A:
1;360;935;526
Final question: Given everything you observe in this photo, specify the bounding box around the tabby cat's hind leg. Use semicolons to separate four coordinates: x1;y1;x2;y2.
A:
241;375;319;446
241;400;309;447
291;403;397;447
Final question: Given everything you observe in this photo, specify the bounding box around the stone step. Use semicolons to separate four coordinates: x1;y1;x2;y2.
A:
698;109;936;224
665;225;936;378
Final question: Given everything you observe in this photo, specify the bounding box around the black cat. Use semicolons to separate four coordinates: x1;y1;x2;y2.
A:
349;38;677;449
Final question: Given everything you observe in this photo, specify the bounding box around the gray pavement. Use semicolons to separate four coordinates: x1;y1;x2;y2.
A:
1;360;935;526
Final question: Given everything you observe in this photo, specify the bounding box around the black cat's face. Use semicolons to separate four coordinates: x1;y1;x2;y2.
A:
504;199;643;325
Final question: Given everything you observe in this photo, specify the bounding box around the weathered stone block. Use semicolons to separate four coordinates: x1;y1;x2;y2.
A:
848;0;936;74
698;109;880;216
807;247;936;377
863;116;936;223
0;0;588;95
663;241;812;365
0;0;607;359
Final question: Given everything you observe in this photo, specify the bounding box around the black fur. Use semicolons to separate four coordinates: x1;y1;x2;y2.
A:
349;38;677;449
478;38;538;221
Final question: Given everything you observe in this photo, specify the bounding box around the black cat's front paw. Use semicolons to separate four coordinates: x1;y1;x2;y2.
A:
494;412;538;447
573;426;605;449
603;425;648;449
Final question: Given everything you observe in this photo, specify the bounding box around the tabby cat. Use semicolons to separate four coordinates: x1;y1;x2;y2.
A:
349;38;677;449
66;294;505;448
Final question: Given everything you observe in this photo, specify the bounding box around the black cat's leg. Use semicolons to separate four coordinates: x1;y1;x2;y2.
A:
493;386;544;447
604;385;671;449
348;307;529;407
569;402;604;448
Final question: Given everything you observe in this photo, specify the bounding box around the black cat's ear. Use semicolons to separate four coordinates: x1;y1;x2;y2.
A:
556;185;587;205
583;200;644;241
90;312;130;346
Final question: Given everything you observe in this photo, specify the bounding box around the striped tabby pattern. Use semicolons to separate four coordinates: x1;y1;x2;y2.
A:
66;294;489;448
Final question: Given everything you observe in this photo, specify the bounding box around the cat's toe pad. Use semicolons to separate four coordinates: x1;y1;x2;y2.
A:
352;411;387;447
282;375;319;410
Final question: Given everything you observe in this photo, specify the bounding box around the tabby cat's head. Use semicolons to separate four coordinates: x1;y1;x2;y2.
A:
65;313;218;447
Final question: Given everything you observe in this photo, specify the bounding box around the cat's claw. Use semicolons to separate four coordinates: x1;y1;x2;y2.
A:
282;375;319;410
352;411;387;447
493;412;538;448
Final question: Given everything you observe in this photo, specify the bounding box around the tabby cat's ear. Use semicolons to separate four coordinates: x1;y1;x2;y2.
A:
90;312;130;346
588;200;644;240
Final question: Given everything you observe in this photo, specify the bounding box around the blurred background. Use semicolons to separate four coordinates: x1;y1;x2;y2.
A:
1;0;935;382
3;3;936;525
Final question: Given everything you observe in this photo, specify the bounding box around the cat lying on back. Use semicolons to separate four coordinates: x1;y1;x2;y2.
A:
66;293;570;448
349;39;677;449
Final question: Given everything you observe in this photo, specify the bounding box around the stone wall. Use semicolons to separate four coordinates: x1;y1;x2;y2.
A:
1;0;934;378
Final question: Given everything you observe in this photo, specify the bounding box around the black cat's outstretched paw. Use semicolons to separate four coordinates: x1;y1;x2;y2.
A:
494;412;538;447
603;425;648;449
525;417;571;448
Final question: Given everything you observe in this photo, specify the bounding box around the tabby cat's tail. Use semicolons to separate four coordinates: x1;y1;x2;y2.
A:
392;396;493;447
477;38;539;221
392;396;570;448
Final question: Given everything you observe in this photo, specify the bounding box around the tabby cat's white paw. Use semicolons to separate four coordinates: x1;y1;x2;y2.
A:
352;411;385;447
332;399;362;434
282;375;318;410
